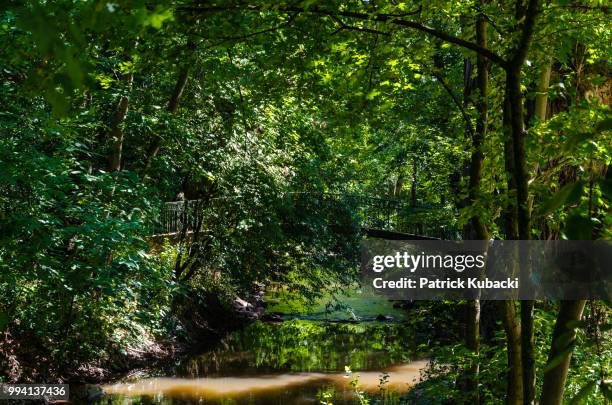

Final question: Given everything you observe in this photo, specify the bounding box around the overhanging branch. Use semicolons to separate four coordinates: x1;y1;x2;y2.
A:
178;4;508;67
431;71;476;139
328;14;390;36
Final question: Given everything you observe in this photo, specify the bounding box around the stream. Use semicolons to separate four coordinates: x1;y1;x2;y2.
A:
97;292;427;404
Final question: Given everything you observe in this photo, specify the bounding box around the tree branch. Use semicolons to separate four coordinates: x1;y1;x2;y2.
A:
328;14;390;36
470;5;506;37
178;4;508;67
212;12;299;41
511;0;540;67
389;18;506;67
431;71;476;139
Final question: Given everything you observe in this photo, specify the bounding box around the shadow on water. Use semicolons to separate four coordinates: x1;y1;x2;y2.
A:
99;320;427;404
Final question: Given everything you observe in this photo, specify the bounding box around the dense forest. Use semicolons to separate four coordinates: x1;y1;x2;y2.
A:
0;1;610;404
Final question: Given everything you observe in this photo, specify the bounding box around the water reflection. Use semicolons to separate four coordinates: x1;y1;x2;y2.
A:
100;321;425;404
104;361;427;404
177;321;418;376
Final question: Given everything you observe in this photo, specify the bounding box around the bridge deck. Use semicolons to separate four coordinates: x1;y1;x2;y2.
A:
363;228;440;240
152;228;440;241
156;193;457;240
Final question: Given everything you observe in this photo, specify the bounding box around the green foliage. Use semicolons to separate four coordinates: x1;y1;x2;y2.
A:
0;2;610;401
402;304;611;405
179;320;418;374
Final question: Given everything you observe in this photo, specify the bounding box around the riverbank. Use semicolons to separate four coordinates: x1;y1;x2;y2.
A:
3;288;462;404
95;319;428;404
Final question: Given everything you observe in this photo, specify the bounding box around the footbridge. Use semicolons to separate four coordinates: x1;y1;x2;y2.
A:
156;193;458;241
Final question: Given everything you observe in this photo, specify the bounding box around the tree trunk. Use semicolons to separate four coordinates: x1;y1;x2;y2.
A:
500;300;524;405
501;78;524;404
108;73;134;172
528;61;552;214
518;58;552;405
502;62;535;405
506;68;530;240
411;158;417;207
503;90;519;240
145;66;190;168
540;300;587;405
505;0;540;240
463;11;490;403
507;24;538;399
539;41;588;405
535;61;551;122
521;299;536;404
508;66;537;404
469;10;490;242
465;298;481;403
394;172;404;197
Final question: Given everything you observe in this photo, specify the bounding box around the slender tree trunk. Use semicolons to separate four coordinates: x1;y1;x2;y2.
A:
108;73;134;172
465;298;481;403
503;91;519;240
145;66;190;169
539;41;587;405
528;61;552;213
506;68;530;240
540;300;587;405
501;80;524;404
469;10;490;242
105;71;134;268
521;299;536;404
167;68;190;114
505;0;540;239
535;61;551;122
509;65;537;404
500;300;524;405
463;11;490;403
411;158;417;207
505;1;541;398
394;172;404;197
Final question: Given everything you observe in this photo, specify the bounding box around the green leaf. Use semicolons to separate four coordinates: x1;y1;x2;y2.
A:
366;89;380;100
569;380;597;405
0;312;7;329
540;182;583;215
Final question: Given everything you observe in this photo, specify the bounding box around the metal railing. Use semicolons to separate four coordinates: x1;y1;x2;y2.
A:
155;192;459;240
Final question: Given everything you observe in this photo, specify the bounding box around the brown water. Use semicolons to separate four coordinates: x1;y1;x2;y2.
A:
103;361;427;404
98;320;426;404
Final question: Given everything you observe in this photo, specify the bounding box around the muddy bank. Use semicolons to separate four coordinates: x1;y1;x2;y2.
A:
0;291;264;385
